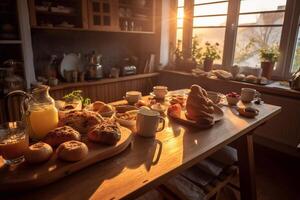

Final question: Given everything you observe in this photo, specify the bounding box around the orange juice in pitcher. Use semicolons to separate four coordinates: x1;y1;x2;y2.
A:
25;85;58;140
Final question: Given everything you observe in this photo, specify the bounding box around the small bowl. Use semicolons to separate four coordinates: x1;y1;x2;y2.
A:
115;105;138;113
207;91;221;104
115;110;138;127
226;95;240;105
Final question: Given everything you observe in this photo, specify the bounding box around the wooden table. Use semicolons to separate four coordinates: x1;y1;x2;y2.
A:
0;95;281;200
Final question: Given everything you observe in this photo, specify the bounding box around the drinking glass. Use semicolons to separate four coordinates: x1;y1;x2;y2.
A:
0;121;29;165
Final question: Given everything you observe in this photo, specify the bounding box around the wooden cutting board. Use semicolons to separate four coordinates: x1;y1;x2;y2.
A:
0;126;132;192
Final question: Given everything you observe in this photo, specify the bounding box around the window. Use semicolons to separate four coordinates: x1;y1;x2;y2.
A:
192;0;228;64
292;26;300;72
234;0;287;67
172;0;300;78
176;0;184;50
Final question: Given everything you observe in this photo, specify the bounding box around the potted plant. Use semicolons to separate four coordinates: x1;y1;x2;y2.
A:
202;42;221;72
259;46;280;79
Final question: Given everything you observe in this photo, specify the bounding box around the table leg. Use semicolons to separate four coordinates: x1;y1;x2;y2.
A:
237;133;257;200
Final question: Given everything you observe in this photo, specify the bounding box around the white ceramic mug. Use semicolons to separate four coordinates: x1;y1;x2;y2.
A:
136;108;165;137
241;88;259;103
125;91;142;104
153;86;168;99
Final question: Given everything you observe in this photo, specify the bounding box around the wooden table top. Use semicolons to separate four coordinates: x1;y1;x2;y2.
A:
1;95;281;200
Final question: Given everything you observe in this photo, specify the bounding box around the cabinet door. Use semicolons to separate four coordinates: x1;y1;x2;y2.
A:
88;0;119;31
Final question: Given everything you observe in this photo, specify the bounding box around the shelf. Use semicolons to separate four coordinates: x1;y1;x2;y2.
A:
36;10;78;17
120;16;150;22
119;3;152;11
31;26;155;34
0;40;22;44
50;73;160;91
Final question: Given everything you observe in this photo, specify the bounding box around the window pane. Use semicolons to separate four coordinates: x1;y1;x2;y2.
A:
292;27;300;72
194;2;228;16
193;16;227;27
240;0;286;13
177;7;184;18
194;0;227;4
234;27;282;67
176;29;183;49
178;0;184;7
177;18;183;28
238;12;284;26
193;28;225;64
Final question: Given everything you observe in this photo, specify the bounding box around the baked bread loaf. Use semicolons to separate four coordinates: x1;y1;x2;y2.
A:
58;110;103;134
43;126;81;147
245;75;258;83
186;85;215;125
24;142;53;164
56;140;88;162
87;120;121;145
213;70;233;80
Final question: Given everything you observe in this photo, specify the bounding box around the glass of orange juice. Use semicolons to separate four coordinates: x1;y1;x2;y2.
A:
0;121;29;165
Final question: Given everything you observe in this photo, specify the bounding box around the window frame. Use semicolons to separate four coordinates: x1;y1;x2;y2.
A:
171;0;300;80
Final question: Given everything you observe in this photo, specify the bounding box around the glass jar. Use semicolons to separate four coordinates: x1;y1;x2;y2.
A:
25;85;58;140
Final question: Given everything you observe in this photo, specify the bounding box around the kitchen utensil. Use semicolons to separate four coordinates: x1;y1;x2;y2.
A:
60;53;81;78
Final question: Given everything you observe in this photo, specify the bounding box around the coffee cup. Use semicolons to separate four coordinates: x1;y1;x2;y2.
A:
136;108;165;138
125;91;141;104
153;86;168;99
241;88;259;103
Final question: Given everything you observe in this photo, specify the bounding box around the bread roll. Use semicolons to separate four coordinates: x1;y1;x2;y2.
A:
56;141;88;162
24;142;53;164
58;110;103;134
87;120;121;145
43;126;81;147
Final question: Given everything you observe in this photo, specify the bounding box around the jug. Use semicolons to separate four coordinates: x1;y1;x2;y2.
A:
7;85;59;140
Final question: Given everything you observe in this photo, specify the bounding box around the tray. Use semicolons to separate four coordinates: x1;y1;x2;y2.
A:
0;126;132;192
168;105;224;129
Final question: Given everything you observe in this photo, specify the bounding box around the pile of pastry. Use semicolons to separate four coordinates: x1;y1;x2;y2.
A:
25;104;121;164
168;85;215;126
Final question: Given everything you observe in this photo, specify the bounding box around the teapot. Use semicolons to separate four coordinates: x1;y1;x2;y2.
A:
6;85;59;140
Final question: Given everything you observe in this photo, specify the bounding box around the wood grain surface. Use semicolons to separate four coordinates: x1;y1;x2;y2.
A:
0;93;281;200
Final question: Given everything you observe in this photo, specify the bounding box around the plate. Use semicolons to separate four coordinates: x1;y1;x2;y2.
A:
168;105;224;129
60;53;81;78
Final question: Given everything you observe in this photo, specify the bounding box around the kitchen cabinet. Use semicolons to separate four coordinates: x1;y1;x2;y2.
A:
88;0;119;31
28;0;156;34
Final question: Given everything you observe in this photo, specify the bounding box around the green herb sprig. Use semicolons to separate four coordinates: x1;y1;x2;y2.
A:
63;90;91;107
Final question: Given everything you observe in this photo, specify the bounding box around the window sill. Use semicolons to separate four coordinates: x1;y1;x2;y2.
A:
160;70;300;100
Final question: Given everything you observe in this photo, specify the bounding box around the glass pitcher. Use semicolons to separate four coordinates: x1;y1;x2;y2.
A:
7;85;59;140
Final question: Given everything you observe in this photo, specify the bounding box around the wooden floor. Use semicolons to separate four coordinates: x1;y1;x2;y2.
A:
223;144;300;200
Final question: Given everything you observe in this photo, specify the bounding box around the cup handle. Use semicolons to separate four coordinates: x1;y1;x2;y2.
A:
156;117;165;132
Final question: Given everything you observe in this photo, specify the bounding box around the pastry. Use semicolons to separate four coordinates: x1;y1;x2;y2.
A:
167;104;182;118
56;140;88;162
24;142;53;164
212;70;233;80
87;120;121;145
58;110;103;134
169;95;186;106
186;85;214;125
235;74;246;81
135;100;148;108
86;101;114;117
43;126;81;147
237;107;259;118
245;75;258;83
